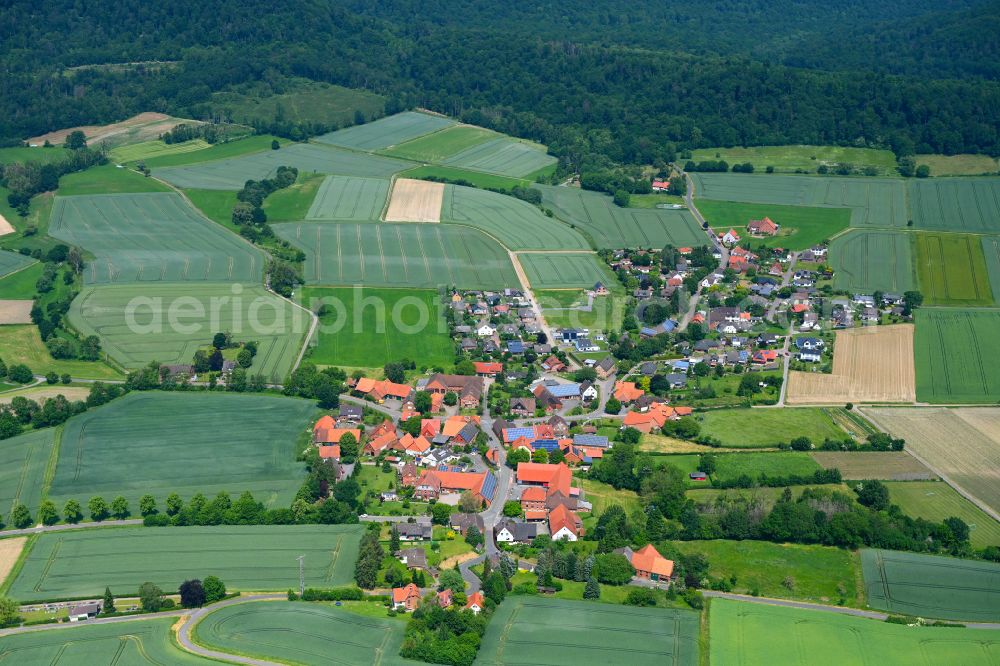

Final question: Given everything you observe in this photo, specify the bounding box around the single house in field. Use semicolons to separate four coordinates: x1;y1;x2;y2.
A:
618;544;675;582
592;281;609;296
392;583;422;612
747;216;779;236
68;602;101;622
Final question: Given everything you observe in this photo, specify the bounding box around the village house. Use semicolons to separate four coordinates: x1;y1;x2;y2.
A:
494;518;539;544
425;374;484;409
549;503;583;541
450;513;485;536
465;591;485;615
391;583;422;612
509;396;536;417
354;378;412;404
719;228;741;246
397;523;433;541
747;216;779;236
474;361;503;377
409;469;498;506
622;403;692;433
541;355;566;372
617;544;675;582
397;547;429;570
613;381;645;404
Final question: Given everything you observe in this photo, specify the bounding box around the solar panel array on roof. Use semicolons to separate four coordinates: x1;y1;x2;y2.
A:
573;434;610;447
547;383;581;398
480;471;498;501
504;427;536;441
532;439;560;452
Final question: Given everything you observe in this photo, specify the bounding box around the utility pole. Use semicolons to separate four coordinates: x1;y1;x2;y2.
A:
296;555;305;597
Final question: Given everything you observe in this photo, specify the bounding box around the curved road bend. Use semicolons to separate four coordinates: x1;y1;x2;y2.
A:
175;594;287;664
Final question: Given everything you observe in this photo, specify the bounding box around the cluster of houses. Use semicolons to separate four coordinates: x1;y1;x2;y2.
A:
494;419;612;467
448;289;544;356
350;373;485;412
391;583;486;615
495;461;585;543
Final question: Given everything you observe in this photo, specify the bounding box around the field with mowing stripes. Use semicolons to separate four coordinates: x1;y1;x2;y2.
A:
69;283;307;380
861;549;1000;621
442;185;589;250
914;232;993;306
383;125;496;162
275;222;518;289
0;429;56;521
710;598;1000;666
154;143;410;190
46;392;317;511
109;138;211;163
442;137;557;178
49;193;263;284
539;185;706;249
315;111;455;151
306;175;389;220
0;617;212;664
7;525;363;601
909;177;1000;232
830;230;915;293
913;309;1000;403
885;481;1000;549
477;596;699;666
0;249;34;279
520;253;612;289
698;200;850;250
982;236;1000;303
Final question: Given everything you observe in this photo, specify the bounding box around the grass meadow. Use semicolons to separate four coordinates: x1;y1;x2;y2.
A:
885;481;1000;549
914;231;993;306
698;199;850;250
913;154;999;176
691;145;897;174
830;230;915;294
0;146;71;165
141;134;284;168
537;288;626;332
712;452;823;483
263;173;325;221
0;261;43;299
0;325;123;379
210;79;385;128
109;138;211;164
697;407;849;448
58;165;171;196
913;308;1000;402
314;111;455;151
382;124;497;162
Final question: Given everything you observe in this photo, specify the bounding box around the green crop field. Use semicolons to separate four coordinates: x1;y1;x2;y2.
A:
300;286;454;369
196;601;416;666
0;325;123;379
886;481;1000;549
914;308;1000;403
0;146;71;165
315;111;455;151
696;200;850;250
983;237;1000;304
58;165;171;196
861;549;1000;621
697;407;849;448
154;143;410;190
691;145;898;174
713;452;823;483
538;185;707;249
69;282;307;380
210;79;385;128
710;598;1000;666
909;177;1000;232
140;135;284;168
914;232;993;305
109;138;211;164
382;125;497;162
0;429;56;520
520;252;613;289
306;176;390;220
914;154;1000;177
674;540;860;604
0;249;35;279
400;165;530;190
442;137;558;178
478;596;699;666
49;193;263;284
274;222;519;289
0;617;212;664
830;230;915;293
8;525;363;601
537;288;625;332
442;185;589;250
47;392;317;510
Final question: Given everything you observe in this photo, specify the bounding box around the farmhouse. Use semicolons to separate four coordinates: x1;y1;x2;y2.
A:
392;583;422;612
312;416;361;446
618;544;674;582
516;461;573;495
509;397;536;416
425;374;484;408
409;469;498;506
354;378;412;403
747;216;779;236
549;503;583;541
621;403;692;433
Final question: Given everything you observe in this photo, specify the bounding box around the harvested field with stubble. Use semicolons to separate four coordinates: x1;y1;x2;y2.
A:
27;112;195;148
384;178;444;222
786;325;915;404
0;537;26;586
0;213;13;237
810;451;935;480
0;300;32;324
863;407;1000;519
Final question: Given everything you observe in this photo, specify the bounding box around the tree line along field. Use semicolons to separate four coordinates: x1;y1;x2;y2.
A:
45;392;317;512
696;407;849;448
710;598;1000;666
537;185;707;249
68;282;307;381
478;596;699;666
382;124;498;162
0;429;56;522
441;185;590;250
195;601;417;666
49;193;264;284
305;175;390;220
884;481;1000;549
914;232;994;306
691;145;898;174
274;222;519;289
913;309;1000;403
300;286;455;369
830;230;915;294
0;616;212;664
519;252;614;289
861;549;1000;622
697;199;850;250
315;111;456;151
7;525;363;602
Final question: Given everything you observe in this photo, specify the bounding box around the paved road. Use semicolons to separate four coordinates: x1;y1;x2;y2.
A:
679;170;727;332
176;594;287;664
776;321;795;407
0;519;143;537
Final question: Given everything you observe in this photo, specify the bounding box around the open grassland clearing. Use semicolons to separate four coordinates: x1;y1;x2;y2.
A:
0;429;56;520
263;173;325;222
913;309;1000;403
382;124;497;162
698;199;850;250
109;138;211;164
712;451;823;483
830;229;915;293
710;598;1000;666
885;481;1000;549
275;221;518;289
58;164;171;196
183;189;239;228
674;540;860;604
909;177;1000;232
210;79;385;128
442;137;557;178
697;407;849;448
300;286;454;369
810;451;935;481
914;154;1000;176
539;184;707;249
400;165;530;191
520;252;612;289
442;185;589;250
154;143;410;190
306;175;389;220
864;407;1000;518
49;193;263;284
196;600;415;666
27;112;194;149
537;288;625;332
141;134;284;168
315;111;455;151
686;484;853;505
0;616;212;664
691;145;898;174
8;525;363;602
478;596;699;666
47;392;317;511
914;232;993;306
639;433;727;454
0;146;71;165
786;324;915;404
862;549;1000;621
384;178;444;222
576;477;643;516
0;325;122;379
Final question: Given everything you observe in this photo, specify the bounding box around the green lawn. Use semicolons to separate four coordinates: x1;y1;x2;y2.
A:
885;481;1000;549
300;286;454;369
576;477;643;516
691;145;898;174
668;371;782;408
400;164;531;190
57;165;171;196
264;173;326;221
383;125;497;162
713;452;823;483
629;193;687;207
673;540;860;605
140;134;285;168
697;408;849;448
699;199;850;250
0;325;123;379
537;287;626;333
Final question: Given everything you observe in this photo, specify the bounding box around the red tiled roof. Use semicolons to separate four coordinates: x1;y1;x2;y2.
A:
631;544;674;578
318;445;340;459
474;362;503;375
